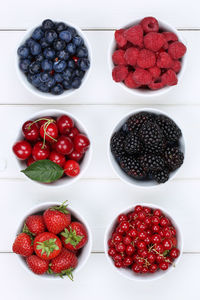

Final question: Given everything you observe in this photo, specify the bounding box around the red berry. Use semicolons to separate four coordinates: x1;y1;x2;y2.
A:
108;247;116;257
160;217;170;227
112;65;128;82
125;244;135;256
124;47;139;66
138;231;147;240
132;263;142;273
136;240;146;250
134;205;143;213
67;127;79;140
151;234;162;244
151;216;160;225
124;72;141;88
49;151;66;167
40;122;58;142
162;238;172;250
64;160;80;177
74;134;90;153
13;140;32;160
27;156;35;166
113;253;123;262
26;255;49;275
163;228;172;239
119;221;129;232
57;115;74;135
137;49;156;69
123;256;133;266
159;261;169;271
172;60;181;73
142;266;149;273
117;214;128;223
154;243;164;254
144;32;165;52
115;261;123;268
133;69;152;85
148;66;161;79
143;207;152;214
149;264;158;273
55;136;74;155
139;249;148;258
147;253;156;264
123;235;132;245
144;216;152;227
140;17;159;33
153;209;162;217
124;24;143;48
116;225;124;234
112;233;123;244
156;254;164;264
170;248;180;259
32;142;50;161
144;236;151;244
163;32;178;43
157;52;173;69
25;215;46;236
168;41;186;59
68;150;84;162
115;29;127;48
115;242;126;253
22;121;39;141
128;228;138;239
162;69;178;86
138;211;146;221
137;222;147;231
112;49;126;65
108;238;114;248
152;224;160;233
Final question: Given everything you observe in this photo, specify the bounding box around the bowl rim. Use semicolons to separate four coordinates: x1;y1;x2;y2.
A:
108;107;186;188
16;201;93;279
108;17;187;97
15;19;92;100
104;202;183;281
13;108;93;188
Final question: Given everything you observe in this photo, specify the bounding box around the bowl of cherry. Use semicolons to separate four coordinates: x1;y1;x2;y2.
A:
104;204;183;281
12;109;92;187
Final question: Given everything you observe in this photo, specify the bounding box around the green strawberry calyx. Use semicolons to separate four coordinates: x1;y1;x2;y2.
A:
36;238;59;257
50;200;69;215
22;224;34;243
61;227;83;248
47;267;74;281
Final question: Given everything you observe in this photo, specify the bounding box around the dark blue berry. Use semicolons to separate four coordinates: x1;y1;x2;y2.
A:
72;69;85;79
78;58;90;71
26;38;35;48
40;37;49;48
67;59;76;69
41;59;53;71
56;22;67;32
57;50;69;61
51;83;64;95
46;77;56;88
45;30;57;44
40;72;50;82
38;83;49;93
63;68;73;81
17;45;29;58
54;73;63;82
42;19;55;31
71;77;81;89
66;43;76;55
29;61;41;74
30;41;41;56
62;80;72;90
19;58;31;72
53;60;66;73
53;39;66;51
32;27;44;40
73;35;83;47
43;47;55;59
76;46;88;58
67;27;76;37
59;30;72;43
31;74;41;87
35;54;44;62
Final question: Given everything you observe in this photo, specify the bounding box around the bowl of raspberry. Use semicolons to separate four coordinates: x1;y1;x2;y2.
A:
104;203;183;281
16;19;91;99
109;16;187;96
12;201;92;279
109;108;185;187
12;109;92;187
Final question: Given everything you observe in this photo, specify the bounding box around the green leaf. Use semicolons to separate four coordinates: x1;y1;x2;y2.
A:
21;160;64;183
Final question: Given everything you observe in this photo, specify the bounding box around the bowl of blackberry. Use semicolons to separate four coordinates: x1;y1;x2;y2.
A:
16;19;91;99
109;109;185;187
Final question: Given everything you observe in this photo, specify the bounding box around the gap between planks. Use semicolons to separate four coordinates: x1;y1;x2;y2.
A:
0;28;200;32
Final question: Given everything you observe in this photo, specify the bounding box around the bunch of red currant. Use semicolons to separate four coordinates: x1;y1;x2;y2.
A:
13;114;90;178
108;205;180;274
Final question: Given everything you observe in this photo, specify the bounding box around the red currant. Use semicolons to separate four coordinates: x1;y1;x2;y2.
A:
49;151;66;167
115;225;124;234
137;222;147;231
115;242;126;253
160;217;170;227
144;216;152;227
139;249;148;258
32;142;50;161
123;256;133;266
170;248;180;259
151;216;160;225
152;224;160;233
128;228;137;239
144;236;151;244
134;205;143;213
123;236;132;245
13;140;32;160
22;121;39;141
108;239;114;248
113;253;122;262
115;261;123;268
132;263;142;273
153;209;162;217
138;211;146;221
143;206;152;214
147;253;156;264
112;233;123;244
159;261;169;270
156;254;164;264
117;214;128;223
151;234;162;244
162;239;172;250
119;221;129;232
125;244;135;256
136;240;146;250
154;243;164;254
149;264;158;273
108;248;116;257
57;115;74;135
163;228;172;238
138;231;147;241
55;136;74;155
64;160;80;177
141;266;148;273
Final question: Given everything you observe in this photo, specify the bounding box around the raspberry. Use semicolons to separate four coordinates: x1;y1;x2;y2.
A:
162;32;178;43
162;69;178;86
148;78;165;90
140;17;159;33
171;60;181;73
112;49;126;65
124;72;141;88
115;29;127;47
112;65;128;82
168;41;187;59
124;25;143;48
144;32;165;52
148;66;161;79
133;69;152;85
137;49;156;69
157;52;173;68
124;47;139;66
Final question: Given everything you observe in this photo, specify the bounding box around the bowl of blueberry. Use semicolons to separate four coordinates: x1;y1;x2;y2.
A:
109;108;185;187
16;19;91;99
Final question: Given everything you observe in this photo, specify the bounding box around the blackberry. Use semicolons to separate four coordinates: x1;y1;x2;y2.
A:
144;140;166;155
120;156;147;180
110;131;126;161
125;112;155;134
139;121;163;147
151;169;170;183
140;154;165;172
124;133;142;154
164;147;184;170
156;115;181;142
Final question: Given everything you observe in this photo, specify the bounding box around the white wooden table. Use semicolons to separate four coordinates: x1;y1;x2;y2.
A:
0;1;200;299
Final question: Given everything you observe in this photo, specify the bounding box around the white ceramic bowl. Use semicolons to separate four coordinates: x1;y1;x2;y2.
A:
108;18;187;97
108;108;185;188
16;20;92;100
104;203;183;281
13;109;92;187
16;202;92;279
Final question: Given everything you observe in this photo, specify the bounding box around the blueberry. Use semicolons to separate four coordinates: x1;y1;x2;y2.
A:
76;46;88;58
35;54;44;62
57;50;69;61
66;43;76;55
63;68;73;81
19;58;31;73
42;19;55;31
46;77;56;88
67;27;76;37
38;83;49;93
41;59;53;71
27;73;33;83
73;35;83;47
53;39;66;51
43;47;55;59
71;77;81;89
78;58;90;71
40;72;50;82
17;45;29;58
56;22;67;32
54;73;63;82
62;80;72;90
67;59;76;69
59;30;72;43
53;60;66;73
45;30;57;44
51;83;64;95
26;38;35;48
31;74;41;87
29;61;41;74
72;69;85;79
32;27;44;40
30;41;41;56
40;37;49;48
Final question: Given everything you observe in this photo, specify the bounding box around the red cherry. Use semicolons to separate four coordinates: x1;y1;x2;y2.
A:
32;142;50;161
40;122;58;142
74;134;90;153
64;160;80;177
57;115;74;135
123;256;133;266
117;214;128;223
108;248;116;257
27;156;35;166
68;127;79;140
115;243;126;253
13;140;32;160
22;121;39;141
55;136;74;155
162;238;172;250
49;151;66;167
125;244;135;256
170;248;180;259
38;117;54;127
159;261;169;271
68;150;84;162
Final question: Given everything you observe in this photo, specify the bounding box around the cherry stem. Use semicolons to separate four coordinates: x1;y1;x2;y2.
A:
28;118;54;130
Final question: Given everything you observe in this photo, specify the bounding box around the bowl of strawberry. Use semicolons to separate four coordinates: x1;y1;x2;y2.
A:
12;201;92;279
110;16;187;96
12;109;92;187
105;204;182;281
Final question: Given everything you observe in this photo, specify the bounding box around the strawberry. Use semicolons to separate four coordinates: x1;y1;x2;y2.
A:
26;255;49;275
34;232;62;260
43;201;71;234
49;248;78;280
24;215;46;236
12;233;33;257
61;221;88;251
